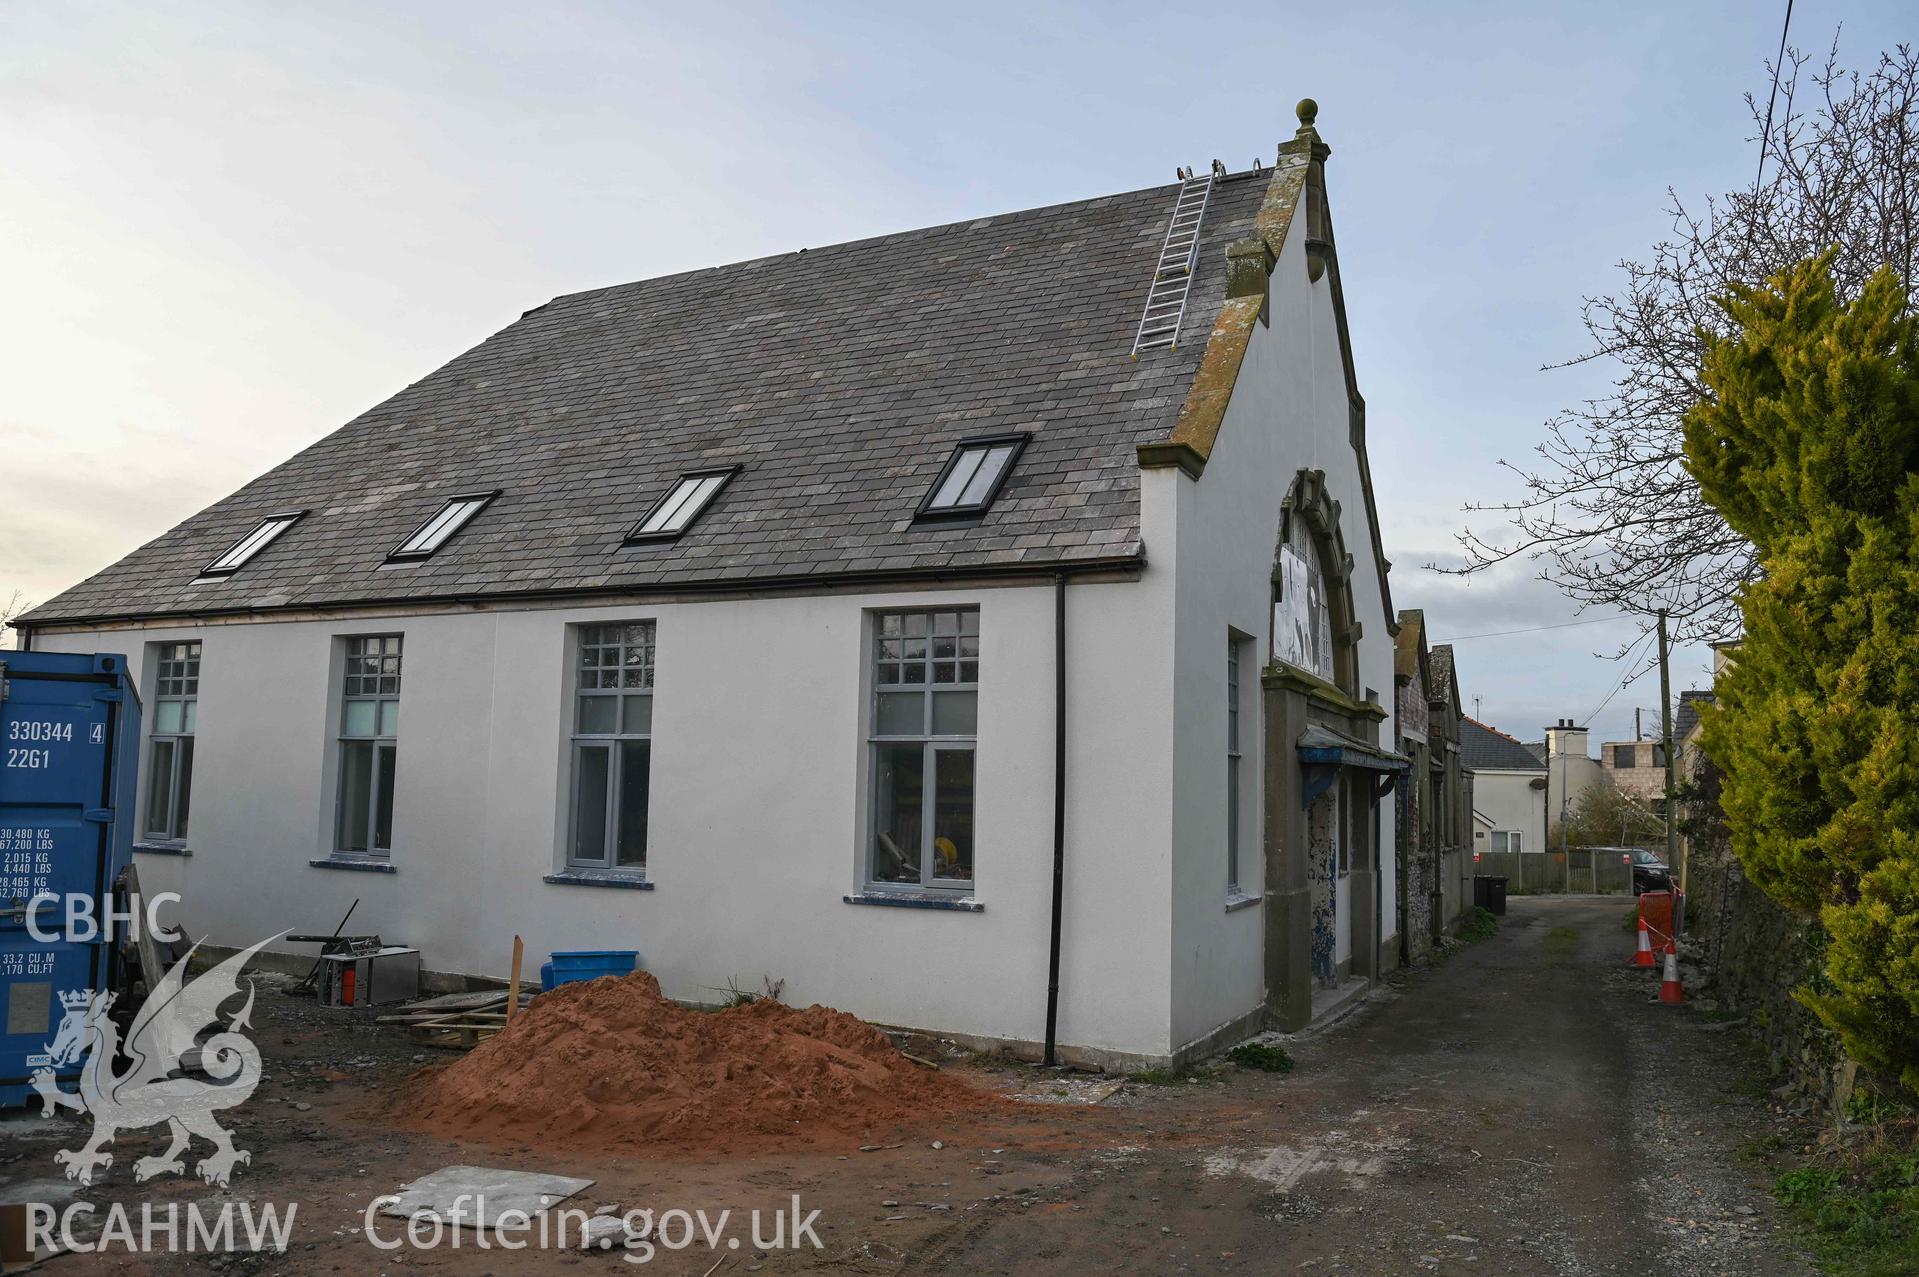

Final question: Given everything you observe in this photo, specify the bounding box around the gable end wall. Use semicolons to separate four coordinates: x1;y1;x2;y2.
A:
1160;208;1398;1051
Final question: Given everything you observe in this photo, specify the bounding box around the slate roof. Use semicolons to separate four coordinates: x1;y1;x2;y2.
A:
1461;717;1547;772
1674;689;1713;745
24;172;1277;627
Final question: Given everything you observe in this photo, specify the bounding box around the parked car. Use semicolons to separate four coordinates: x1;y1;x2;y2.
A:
1624;848;1671;895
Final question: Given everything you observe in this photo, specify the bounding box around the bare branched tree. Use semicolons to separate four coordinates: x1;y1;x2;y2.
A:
1450;37;1919;648
0;591;27;650
1552;782;1668;850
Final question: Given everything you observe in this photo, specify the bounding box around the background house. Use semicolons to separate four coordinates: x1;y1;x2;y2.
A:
1505;692;1718;874
1537;719;1605;852
1463;717;1547;857
1599;737;1667;804
1673;689;1712;769
1589;690;1715;832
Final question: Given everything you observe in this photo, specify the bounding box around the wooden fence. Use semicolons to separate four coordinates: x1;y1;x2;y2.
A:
1470;846;1639;895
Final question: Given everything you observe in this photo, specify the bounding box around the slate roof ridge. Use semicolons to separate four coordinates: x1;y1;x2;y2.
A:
553;169;1275;309
1462;714;1527;746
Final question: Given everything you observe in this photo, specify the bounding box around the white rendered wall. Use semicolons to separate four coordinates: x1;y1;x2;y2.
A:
1471;769;1546;852
36;573;1183;1060
1546;752;1607;837
1162;215;1399;1050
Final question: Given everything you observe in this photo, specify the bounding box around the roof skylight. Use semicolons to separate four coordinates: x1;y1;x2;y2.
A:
917;434;1028;519
200;511;306;578
626;467;739;542
388;491;499;561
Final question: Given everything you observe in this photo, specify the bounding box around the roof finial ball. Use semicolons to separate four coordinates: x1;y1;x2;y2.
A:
1296;98;1319;128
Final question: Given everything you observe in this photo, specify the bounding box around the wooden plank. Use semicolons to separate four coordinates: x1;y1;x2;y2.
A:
378;999;508;1022
121;864;170;996
408;1022;503;1050
395;990;511;1014
507;935;524;1023
402;1011;510;1030
377;1010;513;1029
387;988;532;1016
425;1015;510;1028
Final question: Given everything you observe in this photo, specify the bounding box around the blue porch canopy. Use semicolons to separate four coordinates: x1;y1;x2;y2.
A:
1297;723;1409;807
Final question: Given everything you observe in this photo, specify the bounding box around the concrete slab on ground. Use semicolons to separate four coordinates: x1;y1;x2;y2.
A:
380;1165;594;1228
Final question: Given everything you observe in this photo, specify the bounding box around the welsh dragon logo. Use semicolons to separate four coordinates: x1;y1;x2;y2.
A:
30;936;279;1187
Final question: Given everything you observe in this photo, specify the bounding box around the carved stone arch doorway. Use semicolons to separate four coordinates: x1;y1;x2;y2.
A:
1259;469;1403;1029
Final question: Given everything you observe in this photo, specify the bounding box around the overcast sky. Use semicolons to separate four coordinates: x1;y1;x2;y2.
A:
3;1;1909;745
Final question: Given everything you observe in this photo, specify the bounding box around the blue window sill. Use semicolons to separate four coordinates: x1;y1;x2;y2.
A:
543;870;655;891
134;842;193;857
844;891;983;913
1225;891;1262;913
309;856;396;874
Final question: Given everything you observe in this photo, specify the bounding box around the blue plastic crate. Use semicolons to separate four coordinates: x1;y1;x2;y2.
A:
546;949;638;988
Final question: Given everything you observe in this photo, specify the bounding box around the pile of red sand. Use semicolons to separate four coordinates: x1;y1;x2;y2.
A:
405;972;1002;1153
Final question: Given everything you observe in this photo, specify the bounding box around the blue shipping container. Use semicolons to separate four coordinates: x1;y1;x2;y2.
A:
0;651;141;1108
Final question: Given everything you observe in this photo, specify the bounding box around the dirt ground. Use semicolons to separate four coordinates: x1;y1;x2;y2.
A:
1;896;1818;1275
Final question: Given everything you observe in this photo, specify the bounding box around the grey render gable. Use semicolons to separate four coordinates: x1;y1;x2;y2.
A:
22;174;1281;629
1427;644;1460;717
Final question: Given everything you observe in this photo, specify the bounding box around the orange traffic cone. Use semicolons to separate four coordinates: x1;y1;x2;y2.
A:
1658;948;1685;1005
1631;917;1657;968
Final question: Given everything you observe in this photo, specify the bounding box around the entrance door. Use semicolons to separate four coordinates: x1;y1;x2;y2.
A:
1332;781;1351;978
1308;781;1340;988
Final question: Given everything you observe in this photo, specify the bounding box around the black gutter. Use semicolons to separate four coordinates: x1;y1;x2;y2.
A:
14;553;1145;635
1043;572;1068;1067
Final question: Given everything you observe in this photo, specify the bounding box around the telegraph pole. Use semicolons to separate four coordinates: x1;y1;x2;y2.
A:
1558;739;1570;893
1658;609;1680;894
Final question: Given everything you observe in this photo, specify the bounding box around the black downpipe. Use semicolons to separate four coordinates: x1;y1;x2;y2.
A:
1042;573;1068;1066
1373;795;1383;978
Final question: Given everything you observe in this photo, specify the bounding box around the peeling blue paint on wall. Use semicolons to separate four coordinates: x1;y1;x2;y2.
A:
1308;788;1337;986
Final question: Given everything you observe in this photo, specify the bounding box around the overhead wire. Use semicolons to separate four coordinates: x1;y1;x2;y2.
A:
1579;628;1660;728
1754;0;1795;195
1429;614;1631;644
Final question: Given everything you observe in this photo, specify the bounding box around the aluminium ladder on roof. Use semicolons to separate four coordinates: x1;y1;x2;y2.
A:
1129;171;1216;357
